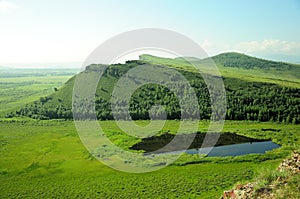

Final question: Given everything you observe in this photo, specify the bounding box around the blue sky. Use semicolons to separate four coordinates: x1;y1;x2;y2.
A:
0;0;300;66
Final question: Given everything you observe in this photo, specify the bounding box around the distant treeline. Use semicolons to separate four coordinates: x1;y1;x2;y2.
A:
0;68;77;78
0;72;76;78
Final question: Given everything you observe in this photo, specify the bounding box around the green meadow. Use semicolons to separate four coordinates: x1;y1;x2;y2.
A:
0;120;298;198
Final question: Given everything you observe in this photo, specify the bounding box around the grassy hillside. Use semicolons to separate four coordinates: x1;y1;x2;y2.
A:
10;53;300;124
141;53;300;87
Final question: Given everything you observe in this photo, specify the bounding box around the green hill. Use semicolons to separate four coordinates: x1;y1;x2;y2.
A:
8;53;300;123
140;52;300;87
211;52;297;70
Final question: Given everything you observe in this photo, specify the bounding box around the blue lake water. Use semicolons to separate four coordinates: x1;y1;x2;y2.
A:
154;141;280;157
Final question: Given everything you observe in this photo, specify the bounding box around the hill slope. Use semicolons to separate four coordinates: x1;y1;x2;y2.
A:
141;52;300;87
8;53;300;123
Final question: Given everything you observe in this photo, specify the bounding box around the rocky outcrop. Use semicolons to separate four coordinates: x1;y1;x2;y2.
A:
221;151;300;199
221;182;273;199
278;151;300;174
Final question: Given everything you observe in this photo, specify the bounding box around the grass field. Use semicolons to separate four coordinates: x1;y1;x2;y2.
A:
0;120;298;198
0;68;77;117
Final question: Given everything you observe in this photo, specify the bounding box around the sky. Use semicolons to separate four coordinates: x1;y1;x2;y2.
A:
0;0;300;67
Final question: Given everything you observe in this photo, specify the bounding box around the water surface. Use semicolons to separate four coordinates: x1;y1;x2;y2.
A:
154;141;280;157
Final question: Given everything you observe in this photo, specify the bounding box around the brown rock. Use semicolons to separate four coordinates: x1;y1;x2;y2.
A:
223;190;236;199
236;184;243;190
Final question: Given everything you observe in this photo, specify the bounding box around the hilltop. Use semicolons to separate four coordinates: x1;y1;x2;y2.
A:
211;52;297;70
140;52;300;87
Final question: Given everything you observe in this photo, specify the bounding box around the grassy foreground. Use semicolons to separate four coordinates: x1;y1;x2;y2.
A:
0;120;298;198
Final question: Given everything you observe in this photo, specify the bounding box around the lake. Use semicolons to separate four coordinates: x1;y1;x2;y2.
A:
152;141;280;157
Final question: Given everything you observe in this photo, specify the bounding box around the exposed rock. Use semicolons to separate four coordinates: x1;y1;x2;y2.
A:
278;151;300;174
220;151;300;199
221;183;257;199
223;190;236;199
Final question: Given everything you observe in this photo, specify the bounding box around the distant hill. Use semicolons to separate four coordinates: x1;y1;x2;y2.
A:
140;52;300;71
140;53;300;87
8;53;300;124
211;52;299;70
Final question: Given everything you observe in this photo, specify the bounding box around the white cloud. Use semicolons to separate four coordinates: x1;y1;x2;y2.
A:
0;0;19;13
235;39;300;55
